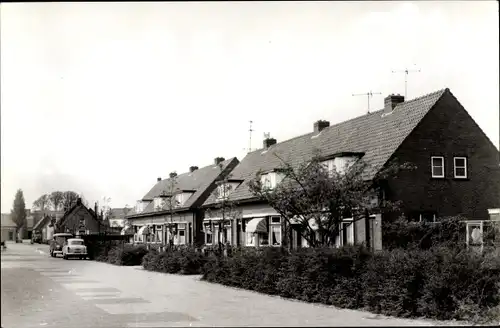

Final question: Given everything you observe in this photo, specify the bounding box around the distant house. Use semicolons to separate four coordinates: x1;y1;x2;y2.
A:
107;208;131;228
1;214;16;241
1;210;37;241
56;198;121;236
126;157;239;246
202;88;500;250
32;211;65;242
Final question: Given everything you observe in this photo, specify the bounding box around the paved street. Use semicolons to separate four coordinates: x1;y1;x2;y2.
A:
2;242;459;327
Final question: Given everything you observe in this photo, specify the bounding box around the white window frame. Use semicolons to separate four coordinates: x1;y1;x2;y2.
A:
153;198;163;211
204;223;213;245
260;172;284;189
454;157;467;179
431;156;445;178
270;216;282;247
245;232;256;246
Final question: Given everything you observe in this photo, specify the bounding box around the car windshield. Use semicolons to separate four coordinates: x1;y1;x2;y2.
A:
69;240;84;245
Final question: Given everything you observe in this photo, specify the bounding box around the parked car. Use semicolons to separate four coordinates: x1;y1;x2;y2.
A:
32;231;42;244
49;233;73;257
62;238;88;260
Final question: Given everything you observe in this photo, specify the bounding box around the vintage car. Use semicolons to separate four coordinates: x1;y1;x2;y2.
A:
49;233;73;257
62;238;88;260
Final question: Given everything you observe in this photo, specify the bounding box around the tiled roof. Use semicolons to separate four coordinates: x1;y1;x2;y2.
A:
33;215;51;231
203;88;448;205
129;157;239;217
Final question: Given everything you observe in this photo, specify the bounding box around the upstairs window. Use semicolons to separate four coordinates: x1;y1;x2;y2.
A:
260;172;284;189
431;156;445;178
322;156;357;176
153;197;164;211
454;157;467;179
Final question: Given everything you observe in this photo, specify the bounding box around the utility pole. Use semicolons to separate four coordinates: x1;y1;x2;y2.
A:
352;90;382;113
391;67;421;99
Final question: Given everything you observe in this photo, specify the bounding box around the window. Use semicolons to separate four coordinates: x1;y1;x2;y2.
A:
259;232;269;246
246;232;255;246
260;172;284;189
271;225;281;246
213;226;220;245
153;198;164;211
454;157;467;179
178;229;186;245
431;156;445;178
204;224;213;245
155;225;163;243
223;223;232;244
270;216;281;246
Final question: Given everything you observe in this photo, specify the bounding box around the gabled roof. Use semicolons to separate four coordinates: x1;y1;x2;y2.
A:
32;215;50;231
203;88;449;205
128;157;239;217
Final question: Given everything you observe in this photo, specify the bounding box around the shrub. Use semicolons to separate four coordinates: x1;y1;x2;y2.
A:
106;244;148;266
383;215;466;250
201;244;500;322
142;246;206;274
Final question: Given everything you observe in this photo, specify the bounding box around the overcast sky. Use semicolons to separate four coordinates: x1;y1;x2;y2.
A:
1;1;498;212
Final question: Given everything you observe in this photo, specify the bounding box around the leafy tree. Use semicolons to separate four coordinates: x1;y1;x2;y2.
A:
248;151;414;248
32;194;51;212
62;191;80;211
11;189;27;240
49;191;65;211
206;163;242;251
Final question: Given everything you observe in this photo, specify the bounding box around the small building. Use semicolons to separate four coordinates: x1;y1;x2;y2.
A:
56;198;121;236
1;214;16;242
126;157;239;247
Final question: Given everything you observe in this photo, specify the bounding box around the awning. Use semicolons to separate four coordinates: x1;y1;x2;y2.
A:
137;226;150;235
121;225;134;235
245;218;267;234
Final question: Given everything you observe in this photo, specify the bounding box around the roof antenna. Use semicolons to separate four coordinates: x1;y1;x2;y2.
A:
243;120;255;153
391;66;421;99
352;90;382;113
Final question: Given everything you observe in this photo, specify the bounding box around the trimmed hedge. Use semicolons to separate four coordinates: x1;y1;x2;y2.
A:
201;245;500;322
142;246;206;275
88;241;148;266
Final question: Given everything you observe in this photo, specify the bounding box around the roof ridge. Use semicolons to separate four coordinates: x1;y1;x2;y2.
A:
247;88;448;154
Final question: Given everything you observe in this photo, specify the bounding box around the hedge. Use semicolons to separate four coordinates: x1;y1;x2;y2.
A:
201;245;500;322
142;246;206;275
88;241;148;266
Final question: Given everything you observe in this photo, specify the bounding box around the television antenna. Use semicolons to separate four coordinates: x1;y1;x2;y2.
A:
243;120;257;153
352;90;382;113
391;67;421;99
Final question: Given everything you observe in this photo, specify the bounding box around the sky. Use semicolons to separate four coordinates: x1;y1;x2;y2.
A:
1;1;499;212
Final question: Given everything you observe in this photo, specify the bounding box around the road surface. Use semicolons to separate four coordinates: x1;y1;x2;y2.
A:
2;241;456;327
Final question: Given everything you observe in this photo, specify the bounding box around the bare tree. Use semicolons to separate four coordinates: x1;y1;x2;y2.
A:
206;163;242;251
161;172;180;247
11;189;27;240
248;151;414;248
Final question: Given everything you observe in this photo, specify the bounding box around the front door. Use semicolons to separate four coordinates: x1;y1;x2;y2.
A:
8;231;14;240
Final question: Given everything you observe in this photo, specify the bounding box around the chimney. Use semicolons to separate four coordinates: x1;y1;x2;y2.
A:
189;166;199;173
313;120;330;133
157;177;162;182
263;138;277;149
384;94;405;113
169;172;178;179
214;157;225;165
94;202;98;214
76;198;82;205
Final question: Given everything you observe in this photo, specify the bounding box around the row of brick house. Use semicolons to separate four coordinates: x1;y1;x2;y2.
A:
124;88;500;250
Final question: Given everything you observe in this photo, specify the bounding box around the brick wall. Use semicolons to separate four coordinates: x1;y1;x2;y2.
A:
386;90;500;220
